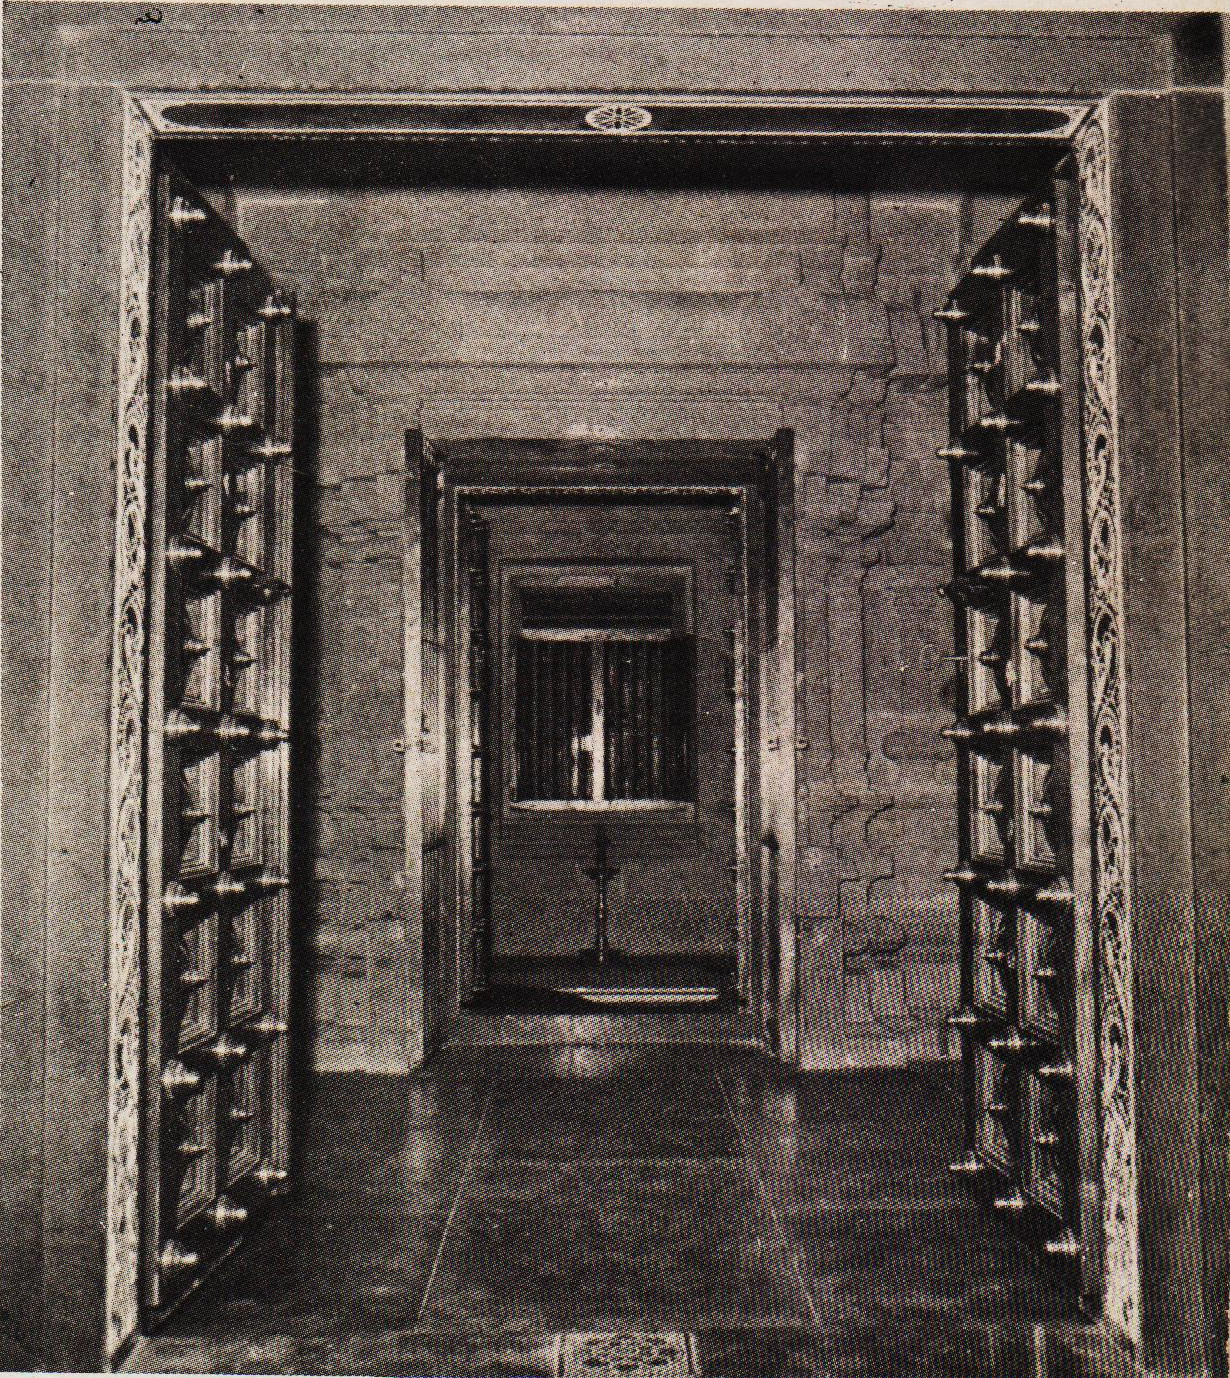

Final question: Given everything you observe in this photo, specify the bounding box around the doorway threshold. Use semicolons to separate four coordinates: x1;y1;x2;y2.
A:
472;952;735;1014
449;976;761;1047
564;986;719;1007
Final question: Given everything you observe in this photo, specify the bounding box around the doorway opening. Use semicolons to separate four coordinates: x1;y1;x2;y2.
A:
111;93;1135;1369
414;441;794;1052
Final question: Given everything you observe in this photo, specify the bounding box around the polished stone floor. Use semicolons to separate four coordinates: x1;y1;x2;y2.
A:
126;1046;1135;1376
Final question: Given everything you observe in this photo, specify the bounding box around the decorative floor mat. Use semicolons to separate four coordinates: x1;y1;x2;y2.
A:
556;1332;700;1377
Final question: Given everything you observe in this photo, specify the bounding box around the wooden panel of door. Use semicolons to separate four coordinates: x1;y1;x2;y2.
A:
936;165;1097;1297
143;166;296;1317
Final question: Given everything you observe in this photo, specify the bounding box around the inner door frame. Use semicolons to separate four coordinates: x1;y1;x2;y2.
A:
106;89;1168;1366
416;438;794;1050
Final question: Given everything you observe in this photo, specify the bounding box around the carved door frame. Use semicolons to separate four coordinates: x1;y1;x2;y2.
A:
106;91;1153;1363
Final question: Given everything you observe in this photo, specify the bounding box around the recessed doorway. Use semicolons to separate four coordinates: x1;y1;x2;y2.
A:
413;439;795;1052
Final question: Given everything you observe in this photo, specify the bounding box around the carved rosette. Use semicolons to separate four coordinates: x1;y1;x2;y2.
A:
107;97;153;1360
1075;104;1139;1345
583;102;652;134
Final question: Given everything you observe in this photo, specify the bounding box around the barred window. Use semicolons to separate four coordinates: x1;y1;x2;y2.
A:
512;588;692;805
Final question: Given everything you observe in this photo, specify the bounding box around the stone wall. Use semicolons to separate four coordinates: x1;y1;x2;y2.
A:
227;182;1022;1070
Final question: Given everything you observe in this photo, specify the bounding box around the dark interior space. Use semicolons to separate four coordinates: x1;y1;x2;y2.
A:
166;132;1064;198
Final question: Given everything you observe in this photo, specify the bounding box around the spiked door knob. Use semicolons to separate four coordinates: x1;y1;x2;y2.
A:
165;709;210;744
943;866;980;887
167;366;209;395
946;1005;991;1032
1034;879;1075;908
974;413;1020;435
198;1034;249;1071
970;255;1012;282
992;1189;1027;1214
160;1239;201;1276
248;438;294;463
257;293;294;320
210;872;248;902
1037;1059;1076;1084
1024;374;1062;398
248;1014;289;1040
940;721;978;744
1044;1230;1081;1260
937;442;980;463
205;1195;249;1232
987;1028;1037;1060
214;249;253;276
948;1151;986;1176
1018;204;1055;232
166;537;207;571
162;882;202;918
252;868;290;893
168;196;208;230
214;558;257;591
161;1059;203;1097
985;874;1030;899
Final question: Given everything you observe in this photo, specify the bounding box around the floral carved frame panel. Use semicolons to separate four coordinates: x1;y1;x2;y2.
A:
1073;100;1139;1346
107;95;155;1359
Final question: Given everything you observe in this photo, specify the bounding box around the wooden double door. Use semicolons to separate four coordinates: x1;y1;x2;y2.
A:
136;151;1104;1322
142;164;298;1318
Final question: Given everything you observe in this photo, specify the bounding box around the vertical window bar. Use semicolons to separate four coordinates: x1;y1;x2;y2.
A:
544;642;555;799
526;640;534;799
649;641;663;798
633;642;647;797
621;645;635;799
568;643;580;800
605;644;619;800
591;643;604;802
664;635;692;799
553;642;568;799
514;638;529;802
566;642;578;800
535;641;549;800
628;642;640;797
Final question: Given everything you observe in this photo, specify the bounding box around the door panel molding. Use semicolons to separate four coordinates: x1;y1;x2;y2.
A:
935;100;1138;1345
106;96;300;1359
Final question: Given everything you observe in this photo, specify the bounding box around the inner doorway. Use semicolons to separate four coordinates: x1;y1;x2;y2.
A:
481;496;740;1005
415;440;790;1047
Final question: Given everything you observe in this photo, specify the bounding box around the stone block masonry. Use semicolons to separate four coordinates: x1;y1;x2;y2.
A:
230;183;1023;1070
